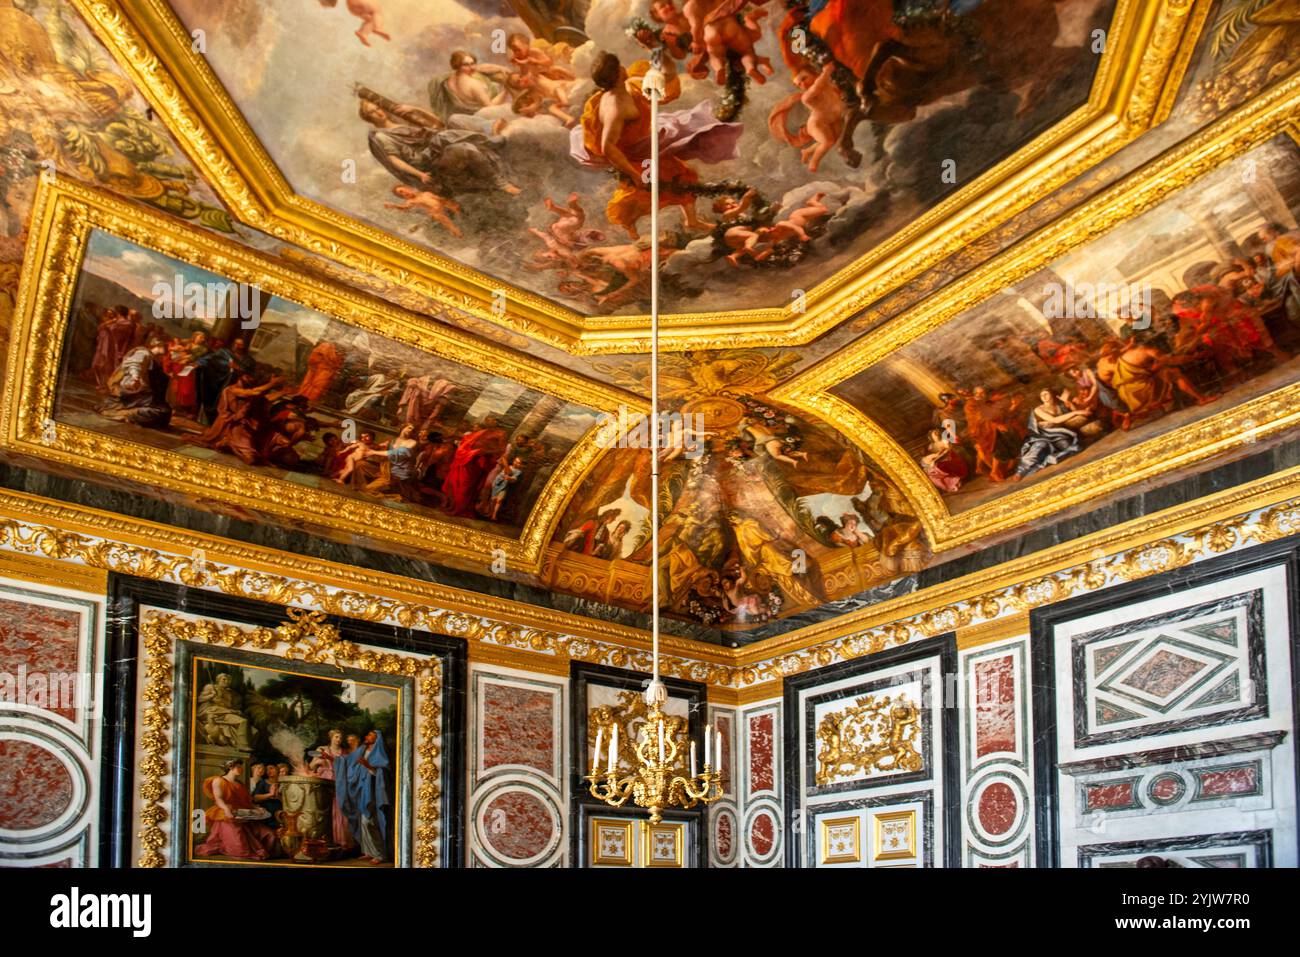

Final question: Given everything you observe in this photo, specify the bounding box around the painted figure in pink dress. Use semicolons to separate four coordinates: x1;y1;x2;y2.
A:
310;729;356;851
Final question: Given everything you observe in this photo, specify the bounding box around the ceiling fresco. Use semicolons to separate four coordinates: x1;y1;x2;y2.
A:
831;135;1300;516
549;351;927;627
2;0;1300;639
164;0;1121;320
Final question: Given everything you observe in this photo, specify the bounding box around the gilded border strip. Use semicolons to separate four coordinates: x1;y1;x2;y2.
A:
0;548;107;594
0;468;1298;693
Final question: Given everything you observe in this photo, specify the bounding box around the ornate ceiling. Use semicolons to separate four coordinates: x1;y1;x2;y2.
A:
2;0;1300;640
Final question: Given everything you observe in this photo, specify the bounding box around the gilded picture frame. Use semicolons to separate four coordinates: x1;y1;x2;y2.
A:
0;179;643;575
643;821;686;868
873;809;918;864
172;637;415;868
68;0;1208;352
773;74;1300;553
102;575;465;868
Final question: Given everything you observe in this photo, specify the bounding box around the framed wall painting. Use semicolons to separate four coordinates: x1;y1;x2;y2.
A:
1031;537;1300;868
101;575;466;868
173;639;413;868
784;633;959;868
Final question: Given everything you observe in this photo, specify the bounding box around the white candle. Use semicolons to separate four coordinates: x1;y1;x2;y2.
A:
716;730;723;772
703;725;711;767
690;741;697;778
608;724;618;773
658;720;665;762
593;727;604;772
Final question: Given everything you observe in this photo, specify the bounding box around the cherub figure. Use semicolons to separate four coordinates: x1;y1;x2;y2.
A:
577;241;654;306
526;228;581;273
384;184;463;237
647;0;695;61
573;238;676;308
712;187;759;223
684;0;774;85
504;34;579;126
751;191;829;257
768;64;846;173
319;0;391;47
722;223;770;266
543;192;603;248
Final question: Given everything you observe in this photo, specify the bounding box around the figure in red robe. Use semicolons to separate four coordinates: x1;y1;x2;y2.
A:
294;341;344;404
441;417;507;518
194;759;279;860
90;306;141;391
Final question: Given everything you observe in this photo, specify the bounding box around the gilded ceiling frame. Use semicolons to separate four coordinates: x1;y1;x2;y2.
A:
68;0;1207;353
772;74;1300;553
0;178;645;574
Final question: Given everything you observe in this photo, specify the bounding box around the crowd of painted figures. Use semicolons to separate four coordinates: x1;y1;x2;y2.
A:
196;730;393;865
82;304;546;521
918;224;1300;492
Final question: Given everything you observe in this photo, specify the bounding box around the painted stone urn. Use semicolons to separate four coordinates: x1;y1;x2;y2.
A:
276;775;335;862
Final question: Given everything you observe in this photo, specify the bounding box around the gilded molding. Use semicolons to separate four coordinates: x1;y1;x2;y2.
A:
710;679;784;707
956;613;1031;650
1;179;644;573
0;548;107;594
68;0;1206;353
467;641;572;678
773;76;1300;550
135;608;442;867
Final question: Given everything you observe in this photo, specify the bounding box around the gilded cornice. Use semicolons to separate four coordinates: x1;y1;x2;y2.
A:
1;462;1300;693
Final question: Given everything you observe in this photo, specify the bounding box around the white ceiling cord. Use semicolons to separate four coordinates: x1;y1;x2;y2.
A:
644;48;666;710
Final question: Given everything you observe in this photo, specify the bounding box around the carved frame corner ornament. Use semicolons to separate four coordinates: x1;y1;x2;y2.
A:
67;0;1206;353
135;607;443;868
772;77;1300;552
0;178;642;573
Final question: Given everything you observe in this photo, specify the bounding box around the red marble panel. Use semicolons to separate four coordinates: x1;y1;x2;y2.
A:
1120;650;1206;697
715;809;733;860
482;791;554;861
1084;781;1136;811
977;781;1018;836
0;596;83;723
1149;773;1184;804
748;712;774;795
974;655;1016;758
0;741;73;829
481;683;555;774
1197;765;1259;798
749;811;775;857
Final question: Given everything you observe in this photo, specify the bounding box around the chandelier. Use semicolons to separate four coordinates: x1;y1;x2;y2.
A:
585;49;723;825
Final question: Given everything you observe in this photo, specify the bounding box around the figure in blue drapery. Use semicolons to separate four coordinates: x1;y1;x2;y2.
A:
1014;390;1082;480
343;729;391;864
